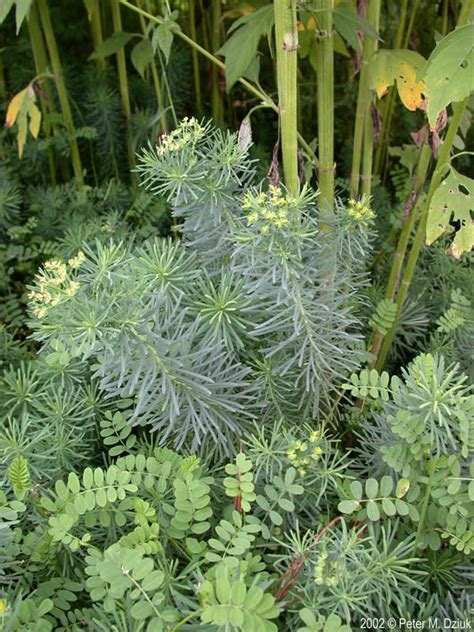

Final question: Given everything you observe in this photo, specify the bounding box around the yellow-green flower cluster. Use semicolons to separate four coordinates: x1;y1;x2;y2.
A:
347;198;375;226
156;117;205;157
68;250;86;269
313;551;339;587
287;430;323;476
242;185;298;233
28;254;83;319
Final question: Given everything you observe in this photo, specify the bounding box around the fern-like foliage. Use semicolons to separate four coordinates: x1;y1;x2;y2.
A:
350;353;474;553
369;298;397;335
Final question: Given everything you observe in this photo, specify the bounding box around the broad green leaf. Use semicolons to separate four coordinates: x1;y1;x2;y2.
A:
426;169;473;258
0;0;15;24
152;22;174;62
350;480;363;500
395;499;410;516
89;32;135;60
325;613;353;632
423;24;474;127
367;500;380;521
131;37;154;79
396;478;410;498
15;0;32;34
381;498;396;516
278;497;295;512
218;5;274;90
380;475;394;497
338;499;360;514
365;478;378;499
333;0;378;53
370;49;426;111
469;480;474;502
37;598;54;618
67;472;81;495
388;144;421;176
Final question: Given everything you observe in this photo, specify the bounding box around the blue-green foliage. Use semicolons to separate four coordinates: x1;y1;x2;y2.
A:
27;120;372;451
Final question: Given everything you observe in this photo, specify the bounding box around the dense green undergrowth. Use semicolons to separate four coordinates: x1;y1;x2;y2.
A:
0;0;473;630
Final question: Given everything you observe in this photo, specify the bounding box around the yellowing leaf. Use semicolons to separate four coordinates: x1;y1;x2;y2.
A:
5;83;41;158
29;101;41;138
426;169;473;259
370;49;426;111
17;108;28;158
423;24;474;128
5;87;28;128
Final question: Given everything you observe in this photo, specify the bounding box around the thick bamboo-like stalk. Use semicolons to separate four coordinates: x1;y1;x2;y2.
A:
189;0;202;116
87;0;105;68
314;0;334;216
36;0;83;186
28;0;57;183
109;0;138;188
273;0;299;197
376;98;468;370
210;0;223;125
350;0;380;199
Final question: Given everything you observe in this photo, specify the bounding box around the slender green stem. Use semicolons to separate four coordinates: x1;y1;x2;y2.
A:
110;0;138;189
37;0;84;186
274;0;299;196
416;467;434;546
402;0;421;49
350;0;380;198
376;98;468;370
137;0;168;132
314;0;334;216
189;0;202;116
157;47;178;127
442;0;449;34
118;0;317;166
210;0;223;125
28;0;56;184
379;0;421;182
373;0;408;177
172;609;203;631
360;0;380;199
369;143;431;364
198;0;211;52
